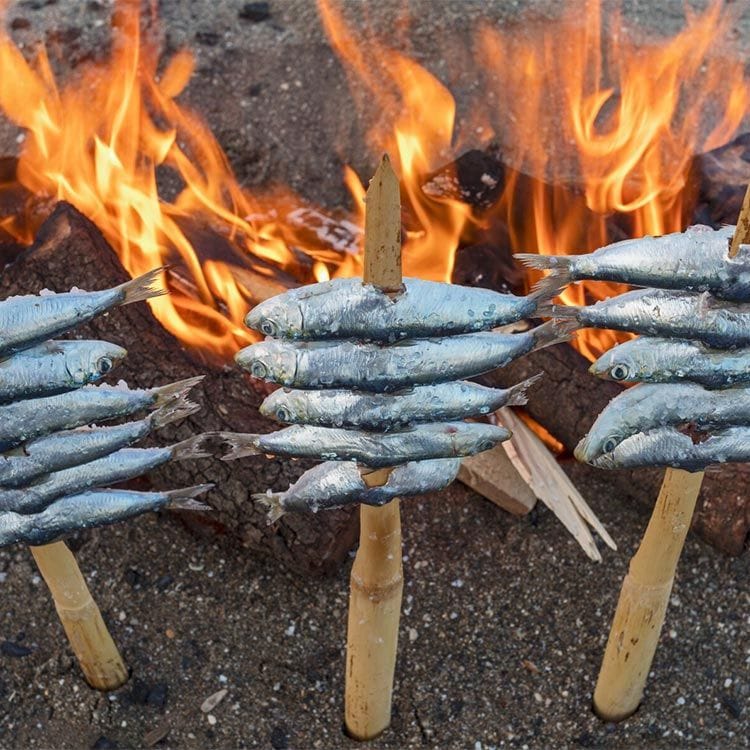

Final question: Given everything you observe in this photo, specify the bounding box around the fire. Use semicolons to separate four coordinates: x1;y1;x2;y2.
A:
0;0;747;363
0;1;353;360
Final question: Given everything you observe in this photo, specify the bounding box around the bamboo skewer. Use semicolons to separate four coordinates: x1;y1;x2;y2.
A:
31;542;128;691
593;184;750;721
344;155;404;741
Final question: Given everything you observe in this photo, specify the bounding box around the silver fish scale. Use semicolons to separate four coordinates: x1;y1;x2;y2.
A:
246;277;541;341
238;332;534;391
272;458;462;515
591;337;750;388
0;488;172;547
0;288;120;356
575;382;750;462
261;380;526;429
254;422;509;467
573;288;750;348
0;340;125;403
0;446;173;514
0;418;154;488
0;386;158;452
565;225;750;298
590;425;750;471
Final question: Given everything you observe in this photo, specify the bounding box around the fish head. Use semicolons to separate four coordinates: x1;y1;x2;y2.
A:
235;340;297;384
245;297;303;339
575;432;624;463
460;423;510;453
259;388;302;424
70;341;128;385
589;343;639;383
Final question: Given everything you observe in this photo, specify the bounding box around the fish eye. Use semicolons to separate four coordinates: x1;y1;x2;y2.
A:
97;357;113;375
275;406;291;423
478;439;495;452
250;360;268;379
610;363;630;381
260;320;277;337
603;437;619;453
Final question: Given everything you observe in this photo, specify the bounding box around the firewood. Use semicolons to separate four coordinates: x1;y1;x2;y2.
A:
0;202;360;578
344;155;404;741
496;408;615;561
457;444;537;516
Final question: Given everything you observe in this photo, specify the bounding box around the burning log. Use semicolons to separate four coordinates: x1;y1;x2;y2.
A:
0;202;360;577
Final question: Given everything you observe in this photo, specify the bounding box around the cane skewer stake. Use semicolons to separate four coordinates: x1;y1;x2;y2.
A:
31;541;128;691
344;155;404;741
593;183;750;722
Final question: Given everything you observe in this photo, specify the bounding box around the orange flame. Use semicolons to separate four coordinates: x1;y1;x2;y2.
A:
0;0;747;364
0;1;350;360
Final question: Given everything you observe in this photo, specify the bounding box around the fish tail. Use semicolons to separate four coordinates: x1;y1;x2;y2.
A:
149;395;200;429
505;373;544;406
169;434;212;461
118;267;169;305
548;303;581;319
252;492;285;524
216;432;262;461
515;253;573;273
528;272;569;305
165;483;214;510
152;376;204;408
530;319;579;351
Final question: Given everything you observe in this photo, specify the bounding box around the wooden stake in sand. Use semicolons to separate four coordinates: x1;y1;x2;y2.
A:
344;155;404;741
593;184;750;722
31;542;128;691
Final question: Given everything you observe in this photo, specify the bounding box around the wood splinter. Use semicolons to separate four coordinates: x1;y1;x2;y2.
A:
593;182;750;721
344;155;404;741
31;541;128;691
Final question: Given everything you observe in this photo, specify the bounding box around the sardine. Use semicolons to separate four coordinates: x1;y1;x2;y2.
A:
260;376;541;429
245;276;563;341
0;376;203;452
590;336;750;388
0;395;198;488
0;340;127;403
574;382;750;463
0;484;212;548
254;458;462;523
0;437;209;514
218;422;509;467
236;321;571;391
552;289;750;348
516;224;750;300
0;268;165;357
586;425;750;472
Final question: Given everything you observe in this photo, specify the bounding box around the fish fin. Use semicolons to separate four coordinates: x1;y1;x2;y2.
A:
505;373;544;406
169;435;212;461
165;483;214;509
528;272;569;304
697;290;716;316
152;376;204;408
548;303;581;319
252;492;285;524
118;267;169;305
514;253;573;273
149;395;200;429
530;319;579;351
215;432;262;461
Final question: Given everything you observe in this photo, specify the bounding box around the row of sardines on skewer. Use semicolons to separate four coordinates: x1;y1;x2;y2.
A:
517;224;750;471
0;270;211;548
221;276;571;521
